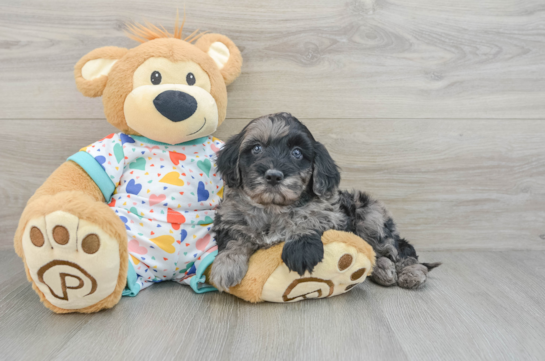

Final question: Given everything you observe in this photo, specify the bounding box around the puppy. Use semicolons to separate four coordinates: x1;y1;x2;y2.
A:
210;112;439;292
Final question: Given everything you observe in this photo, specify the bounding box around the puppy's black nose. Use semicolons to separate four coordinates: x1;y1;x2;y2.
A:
153;90;198;122
265;169;284;186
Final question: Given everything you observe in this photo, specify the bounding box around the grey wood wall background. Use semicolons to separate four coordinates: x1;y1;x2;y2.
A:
1;0;544;252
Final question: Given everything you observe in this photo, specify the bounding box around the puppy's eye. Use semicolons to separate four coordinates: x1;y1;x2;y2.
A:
252;145;262;155
291;148;303;160
151;71;162;85
186;73;196;86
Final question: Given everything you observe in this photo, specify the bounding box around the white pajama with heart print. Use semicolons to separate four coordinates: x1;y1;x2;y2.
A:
67;132;225;295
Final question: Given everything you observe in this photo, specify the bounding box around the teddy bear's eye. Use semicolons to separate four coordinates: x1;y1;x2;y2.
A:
151;71;162;85
186;73;196;86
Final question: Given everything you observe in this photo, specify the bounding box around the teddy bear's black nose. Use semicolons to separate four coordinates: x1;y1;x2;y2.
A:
153;90;198;122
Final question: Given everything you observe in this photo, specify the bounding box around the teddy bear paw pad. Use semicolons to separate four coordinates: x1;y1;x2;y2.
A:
22;211;121;310
261;241;373;303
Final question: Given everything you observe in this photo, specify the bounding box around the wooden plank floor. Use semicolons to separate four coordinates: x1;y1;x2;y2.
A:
1;0;545;360
1;249;544;361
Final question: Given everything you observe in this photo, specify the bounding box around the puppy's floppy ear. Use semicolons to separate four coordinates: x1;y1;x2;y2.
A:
195;33;243;86
74;46;128;97
312;142;340;198
217;131;244;188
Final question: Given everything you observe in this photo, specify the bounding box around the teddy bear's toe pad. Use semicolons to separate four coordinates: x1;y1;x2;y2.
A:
261;240;373;303
22;211;121;310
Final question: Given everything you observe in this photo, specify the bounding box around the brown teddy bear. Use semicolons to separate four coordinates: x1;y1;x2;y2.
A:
13;18;375;313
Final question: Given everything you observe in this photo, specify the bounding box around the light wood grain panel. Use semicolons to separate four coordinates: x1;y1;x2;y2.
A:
376;251;545;361
1;118;544;251
1;249;544;360
1;0;545;119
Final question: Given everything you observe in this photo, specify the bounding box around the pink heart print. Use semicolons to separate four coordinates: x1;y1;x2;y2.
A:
128;239;148;255
196;234;211;251
149;194;166;206
211;143;221;154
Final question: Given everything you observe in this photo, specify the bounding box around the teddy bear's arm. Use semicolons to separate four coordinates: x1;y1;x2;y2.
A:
27;161;104;205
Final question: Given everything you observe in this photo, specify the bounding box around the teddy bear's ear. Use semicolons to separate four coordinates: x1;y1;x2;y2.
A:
195;34;242;86
74;47;129;97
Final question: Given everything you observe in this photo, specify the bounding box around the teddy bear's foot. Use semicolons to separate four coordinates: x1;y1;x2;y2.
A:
21;209;126;313
226;230;376;303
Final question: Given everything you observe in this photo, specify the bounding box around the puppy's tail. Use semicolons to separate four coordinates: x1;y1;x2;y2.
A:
421;262;442;271
400;238;441;271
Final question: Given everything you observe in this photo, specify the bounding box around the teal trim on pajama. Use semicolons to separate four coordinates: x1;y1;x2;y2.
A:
67;151;116;202
190;250;218;294
122;261;141;297
131;135;209;146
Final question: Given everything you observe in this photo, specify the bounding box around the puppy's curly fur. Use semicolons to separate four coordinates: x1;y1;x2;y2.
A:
211;113;440;292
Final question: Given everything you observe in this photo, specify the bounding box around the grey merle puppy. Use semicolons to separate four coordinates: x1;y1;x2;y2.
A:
210;112;440;292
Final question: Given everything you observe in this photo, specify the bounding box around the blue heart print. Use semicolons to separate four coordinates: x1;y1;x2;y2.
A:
181;229;188;242
95;155;106;171
197;181;210;202
187;263;197;275
120;133;135;144
119;216;131;231
126;179;142;195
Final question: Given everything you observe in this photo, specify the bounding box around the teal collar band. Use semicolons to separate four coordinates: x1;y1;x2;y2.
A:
130;135;209;146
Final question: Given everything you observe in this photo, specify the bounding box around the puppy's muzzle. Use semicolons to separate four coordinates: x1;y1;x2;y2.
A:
265;169;284;186
153;90;198;122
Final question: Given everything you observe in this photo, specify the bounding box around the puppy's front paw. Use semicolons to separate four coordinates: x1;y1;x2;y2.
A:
371;257;397;286
282;233;324;276
397;264;429;289
210;253;248;292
